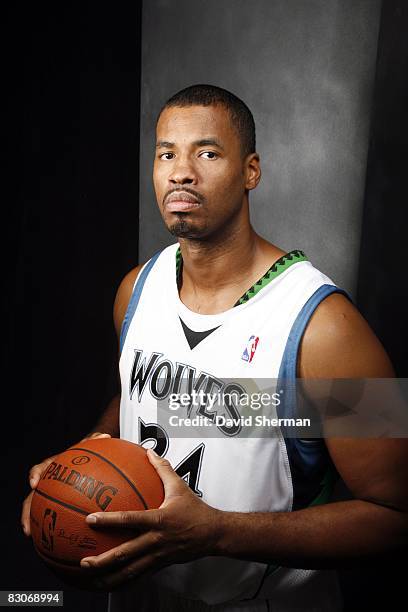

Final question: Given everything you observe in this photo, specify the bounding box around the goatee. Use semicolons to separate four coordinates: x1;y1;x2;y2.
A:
169;219;197;238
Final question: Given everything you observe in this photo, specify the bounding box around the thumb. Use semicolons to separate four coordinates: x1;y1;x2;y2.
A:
147;449;187;497
85;432;112;441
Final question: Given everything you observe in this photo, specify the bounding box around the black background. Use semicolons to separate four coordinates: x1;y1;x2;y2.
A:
4;2;408;610
5;4;142;611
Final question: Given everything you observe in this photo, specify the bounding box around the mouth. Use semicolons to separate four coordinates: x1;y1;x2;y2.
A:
164;191;201;212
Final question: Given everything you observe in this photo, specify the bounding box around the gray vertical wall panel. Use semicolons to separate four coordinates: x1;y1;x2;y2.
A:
139;0;381;295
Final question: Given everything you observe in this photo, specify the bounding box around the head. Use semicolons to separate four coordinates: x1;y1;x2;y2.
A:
153;84;261;241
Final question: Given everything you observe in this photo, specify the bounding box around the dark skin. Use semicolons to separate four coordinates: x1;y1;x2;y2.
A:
21;104;408;591
154;105;285;313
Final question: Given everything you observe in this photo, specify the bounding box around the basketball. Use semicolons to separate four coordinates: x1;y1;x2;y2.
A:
30;438;164;586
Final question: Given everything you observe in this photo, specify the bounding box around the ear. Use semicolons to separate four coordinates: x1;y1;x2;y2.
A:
245;153;261;191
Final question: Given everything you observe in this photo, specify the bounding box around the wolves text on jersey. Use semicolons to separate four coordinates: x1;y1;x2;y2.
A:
128;349;247;437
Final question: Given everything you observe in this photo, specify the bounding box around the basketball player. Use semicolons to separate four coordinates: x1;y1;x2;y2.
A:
22;85;408;611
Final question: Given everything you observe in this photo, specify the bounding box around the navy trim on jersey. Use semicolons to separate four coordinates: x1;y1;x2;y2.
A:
249;284;350;601
276;283;350;508
119;250;162;355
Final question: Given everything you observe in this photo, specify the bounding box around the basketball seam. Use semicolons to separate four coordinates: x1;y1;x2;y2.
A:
68;446;149;510
34;488;89;516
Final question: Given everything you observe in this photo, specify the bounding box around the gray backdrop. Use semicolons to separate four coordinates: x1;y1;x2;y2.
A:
139;0;381;296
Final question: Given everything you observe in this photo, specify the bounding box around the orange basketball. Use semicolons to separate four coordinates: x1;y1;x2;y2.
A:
30;438;164;587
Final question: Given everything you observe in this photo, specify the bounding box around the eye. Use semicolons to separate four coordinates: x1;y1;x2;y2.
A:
159;152;175;160
199;151;218;160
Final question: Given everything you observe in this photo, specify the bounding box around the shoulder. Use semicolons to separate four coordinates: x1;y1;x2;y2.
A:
112;244;177;338
298;292;395;378
113;264;145;339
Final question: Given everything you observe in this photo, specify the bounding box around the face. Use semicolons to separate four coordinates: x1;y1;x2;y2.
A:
153;104;260;240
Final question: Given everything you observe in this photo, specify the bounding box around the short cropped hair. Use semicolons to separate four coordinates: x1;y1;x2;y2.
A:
157;84;256;158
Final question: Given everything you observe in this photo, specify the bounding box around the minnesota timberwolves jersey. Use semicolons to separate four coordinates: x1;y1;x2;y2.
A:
112;242;346;611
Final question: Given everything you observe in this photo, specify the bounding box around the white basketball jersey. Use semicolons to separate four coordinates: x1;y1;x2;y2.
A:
110;243;346;611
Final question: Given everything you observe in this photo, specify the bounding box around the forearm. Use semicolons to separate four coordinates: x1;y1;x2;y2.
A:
215;499;408;569
88;394;120;438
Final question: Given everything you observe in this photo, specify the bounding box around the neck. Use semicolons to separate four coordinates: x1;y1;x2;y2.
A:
178;217;260;293
176;202;286;314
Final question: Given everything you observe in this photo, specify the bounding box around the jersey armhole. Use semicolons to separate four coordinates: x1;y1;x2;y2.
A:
277;283;351;388
276;284;352;501
119;250;162;355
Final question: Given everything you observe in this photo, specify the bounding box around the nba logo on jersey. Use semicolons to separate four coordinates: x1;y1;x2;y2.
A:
241;335;259;363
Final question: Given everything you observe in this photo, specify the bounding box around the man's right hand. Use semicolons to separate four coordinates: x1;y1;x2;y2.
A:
21;432;112;537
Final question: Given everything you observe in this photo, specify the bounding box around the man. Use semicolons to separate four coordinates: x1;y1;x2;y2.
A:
22;85;408;611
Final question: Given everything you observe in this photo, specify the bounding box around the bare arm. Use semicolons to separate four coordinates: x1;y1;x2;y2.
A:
87;394;121;438
214;294;408;568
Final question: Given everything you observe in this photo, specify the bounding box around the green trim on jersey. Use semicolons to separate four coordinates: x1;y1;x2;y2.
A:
175;247;308;306
235;249;308;305
308;463;338;507
176;247;182;278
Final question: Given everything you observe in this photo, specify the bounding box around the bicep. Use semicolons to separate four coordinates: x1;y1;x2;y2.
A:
325;437;408;512
298;292;407;510
298;293;395;378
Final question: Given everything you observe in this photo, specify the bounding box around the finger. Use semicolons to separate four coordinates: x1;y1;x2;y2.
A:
85;433;112;440
85;509;162;530
80;531;157;570
28;457;55;489
21;491;34;536
91;554;163;590
146;449;188;497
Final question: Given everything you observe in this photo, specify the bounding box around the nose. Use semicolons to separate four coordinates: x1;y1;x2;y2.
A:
168;155;197;185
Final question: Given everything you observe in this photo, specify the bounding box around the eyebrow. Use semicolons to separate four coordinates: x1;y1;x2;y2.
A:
156;138;224;150
194;138;224;150
156;140;175;149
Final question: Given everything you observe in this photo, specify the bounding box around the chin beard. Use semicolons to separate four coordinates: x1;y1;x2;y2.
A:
168;218;202;238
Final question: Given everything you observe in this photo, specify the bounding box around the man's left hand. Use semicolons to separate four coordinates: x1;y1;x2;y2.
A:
80;449;222;589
